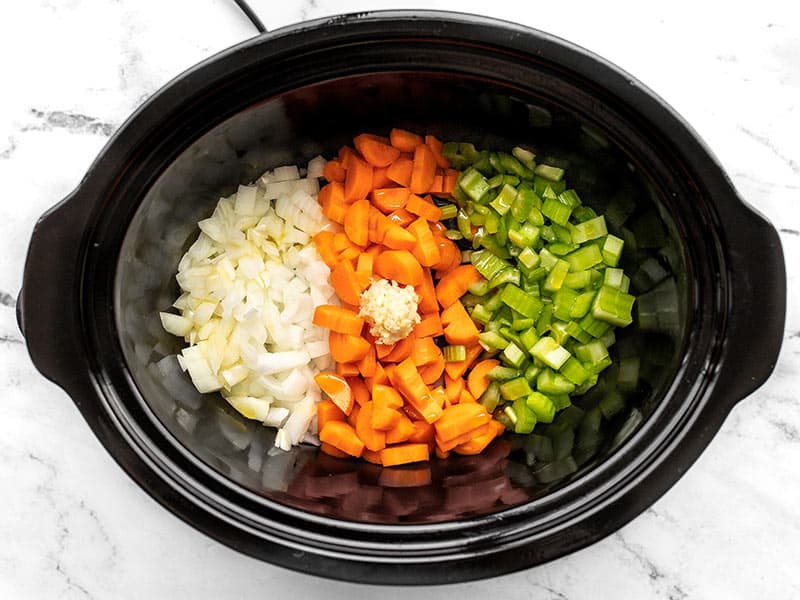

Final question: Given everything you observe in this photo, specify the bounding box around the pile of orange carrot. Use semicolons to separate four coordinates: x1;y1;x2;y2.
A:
310;129;504;467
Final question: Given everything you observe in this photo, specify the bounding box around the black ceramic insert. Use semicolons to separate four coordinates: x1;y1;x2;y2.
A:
19;11;785;584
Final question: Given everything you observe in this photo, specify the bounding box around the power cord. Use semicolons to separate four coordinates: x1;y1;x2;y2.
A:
232;0;267;33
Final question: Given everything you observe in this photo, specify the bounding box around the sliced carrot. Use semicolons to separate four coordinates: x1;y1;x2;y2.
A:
343;198;370;247
459;389;476;404
425;134;450;169
441;298;471;326
329;261;364;306
329;331;371;363
389;128;424;153
320;442;350;458
453;420;505;455
411;336;442;367
348;376;370;407
319;181;348;224
333;232;353;253
337;361;360;377
371;187;409;213
443;344;483;380
312;305;364;335
372;166;393;189
323;159;346;183
314;372;354;415
381;225;417;251
444;374;464;403
431;237;462;273
419;355;445;385
402;404;424;422
444;316;480;346
436;423;491;452
436;264;484;308
356;252;374;290
429;386;448;409
338;145;357;164
414;312;443;338
385;413;416;444
407;217;442;267
374;250;424;286
443;168;459;194
382;332;416;363
409;144;437;194
338;247;361;263
319;420;364;457
317;398;347;432
354;133;402;167
312;230;339;269
371;388;403;430
355;401;386;452
362;448;384;465
367;207;390;244
433;403;492;442
467;359;500;400
380;443;430;467
366;362;389;389
375;341;396;360
386;208;416;227
347;403;360;427
344;152;374;202
386;157;413;187
435;447;451;460
406;193;442;221
428;173;444;195
378;465;432;487
391;358;443;424
357;342;377;377
406;420;435;445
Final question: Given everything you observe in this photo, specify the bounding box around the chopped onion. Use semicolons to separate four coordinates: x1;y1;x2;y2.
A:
162;157;336;450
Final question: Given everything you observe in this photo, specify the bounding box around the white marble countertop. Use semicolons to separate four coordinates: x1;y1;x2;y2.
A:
1;1;798;598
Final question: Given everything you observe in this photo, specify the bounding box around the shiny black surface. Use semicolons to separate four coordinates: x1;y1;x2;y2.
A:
19;11;785;584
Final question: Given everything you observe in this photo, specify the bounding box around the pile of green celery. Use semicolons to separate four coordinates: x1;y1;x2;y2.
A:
439;142;637;437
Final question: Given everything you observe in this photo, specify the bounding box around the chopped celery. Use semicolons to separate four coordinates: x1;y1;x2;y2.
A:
500;377;533;401
512;317;536;331
443;345;467;362
602;234;624;267
513;398;538;434
489;184;518;215
539;248;559;271
512;146;536;169
519;328;539;353
487;365;522;381
526;392;556;423
508;223;541;248
560;357;589;386
518;247;540;269
470;304;494;324
531;336;571;370
488;268;521;289
459;167;491;202
534;163;565;181
471;250;512;280
468;279;491;296
537;368;576;394
501;342;527;368
565;245;603;271
480;381;502;412
542;197;572;226
570;291;596;318
591;285;635;327
572;215;608;243
543;259;570;292
500;284;543;319
604;268;631;292
563;270;592;289
479;331;509;351
439;203;458;221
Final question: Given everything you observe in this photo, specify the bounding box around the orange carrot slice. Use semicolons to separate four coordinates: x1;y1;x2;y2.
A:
314;372;354;415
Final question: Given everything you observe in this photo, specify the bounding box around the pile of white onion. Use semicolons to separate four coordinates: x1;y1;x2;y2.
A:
159;157;338;450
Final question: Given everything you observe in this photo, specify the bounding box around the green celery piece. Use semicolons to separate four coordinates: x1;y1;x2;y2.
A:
604;267;631;292
599;328;616;348
439;203;458;221
524;266;548;283
508;223;541;248
540;225;558;243
499;152;535;178
487;365;522;381
573;373;599;395
512;317;536;332
472;151;493;175
563;270;592;289
592;285;635;327
479;381;502;412
459;167;491;202
542;197;573;226
470;304;494;325
565;321;592;343
513;397;538;434
524;363;541;383
519;328;539;352
526;392;556;423
602;234;625;267
565;244;603;271
572;215;608;243
574;339;609;365
535;303;554;336
468;279;491;296
572;205;597;223
550;393;572;411
479;235;512;259
544;259;570;292
552;223;573;244
500;377;533;401
500;284;543;319
512;146;537;170
471;249;512;280
484;208;500;234
534;163;565;182
501;342;527;368
483;288;505;312
487;174;505;189
522;278;540;296
549;320;570;345
560;357;589;386
479;331;509;351
518;247;540;269
489;152;505;174
444;229;463;241
496;209;509;246
457;208;473;240
570;291;596;318
495;410;514;431
557;189;582;208
488;268;521;289
531;336;571;370
490;183;518;216
579;313;612;338
527;205;545;227
451;183;471;206
552;287;579;321
499;326;523;349
537;368;576;394
547;242;578;256
539;247;559;271
443;345;467;362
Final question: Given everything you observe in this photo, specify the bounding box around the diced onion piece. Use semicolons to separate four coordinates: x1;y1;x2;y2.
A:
159;312;193;337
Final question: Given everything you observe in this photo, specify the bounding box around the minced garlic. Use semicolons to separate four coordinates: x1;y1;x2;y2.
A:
358;278;421;345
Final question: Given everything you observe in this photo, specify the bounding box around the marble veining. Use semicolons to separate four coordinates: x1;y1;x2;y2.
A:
1;0;798;598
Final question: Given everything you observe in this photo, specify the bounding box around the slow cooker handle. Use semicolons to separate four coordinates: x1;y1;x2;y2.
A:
18;189;94;395
712;204;785;408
